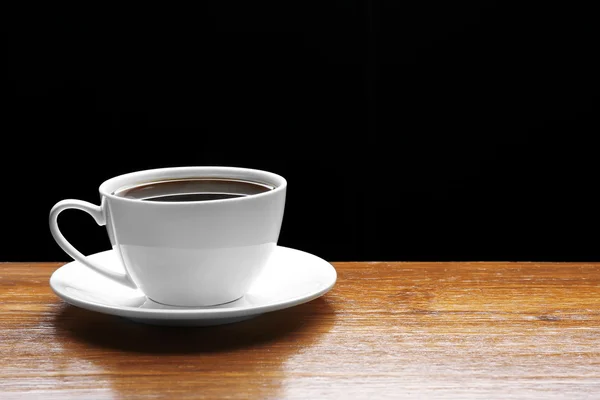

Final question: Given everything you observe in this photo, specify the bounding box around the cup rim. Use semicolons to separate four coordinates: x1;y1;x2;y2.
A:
99;166;287;205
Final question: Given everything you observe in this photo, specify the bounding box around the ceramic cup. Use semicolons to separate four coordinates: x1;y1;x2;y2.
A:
49;166;287;306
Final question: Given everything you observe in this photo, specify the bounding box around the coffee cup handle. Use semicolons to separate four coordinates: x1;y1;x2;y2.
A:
49;199;137;289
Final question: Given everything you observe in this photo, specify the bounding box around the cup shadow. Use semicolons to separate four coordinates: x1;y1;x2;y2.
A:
53;297;335;354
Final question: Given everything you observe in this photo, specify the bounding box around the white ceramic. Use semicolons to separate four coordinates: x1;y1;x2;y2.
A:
50;246;337;326
49;167;287;307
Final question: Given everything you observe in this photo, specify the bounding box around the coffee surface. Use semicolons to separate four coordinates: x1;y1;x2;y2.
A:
114;178;273;202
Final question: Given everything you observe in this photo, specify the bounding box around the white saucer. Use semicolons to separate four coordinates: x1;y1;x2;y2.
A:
50;246;336;326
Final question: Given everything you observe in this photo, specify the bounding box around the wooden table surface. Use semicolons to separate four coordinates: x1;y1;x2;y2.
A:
1;261;600;399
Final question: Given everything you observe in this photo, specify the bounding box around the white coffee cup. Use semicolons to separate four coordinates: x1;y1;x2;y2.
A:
49;166;287;306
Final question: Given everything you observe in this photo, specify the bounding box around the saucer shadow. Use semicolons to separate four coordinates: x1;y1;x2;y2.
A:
53;297;335;354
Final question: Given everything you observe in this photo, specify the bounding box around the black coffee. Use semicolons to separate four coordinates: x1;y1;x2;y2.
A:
114;178;274;202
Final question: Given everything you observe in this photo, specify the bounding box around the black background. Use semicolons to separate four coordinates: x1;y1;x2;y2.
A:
4;2;599;262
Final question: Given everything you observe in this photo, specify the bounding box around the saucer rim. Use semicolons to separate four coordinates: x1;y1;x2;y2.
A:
49;246;337;320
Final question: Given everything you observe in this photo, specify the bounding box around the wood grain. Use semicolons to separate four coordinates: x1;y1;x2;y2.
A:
1;261;600;399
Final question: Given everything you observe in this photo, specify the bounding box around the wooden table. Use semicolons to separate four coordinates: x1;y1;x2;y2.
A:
1;261;600;399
